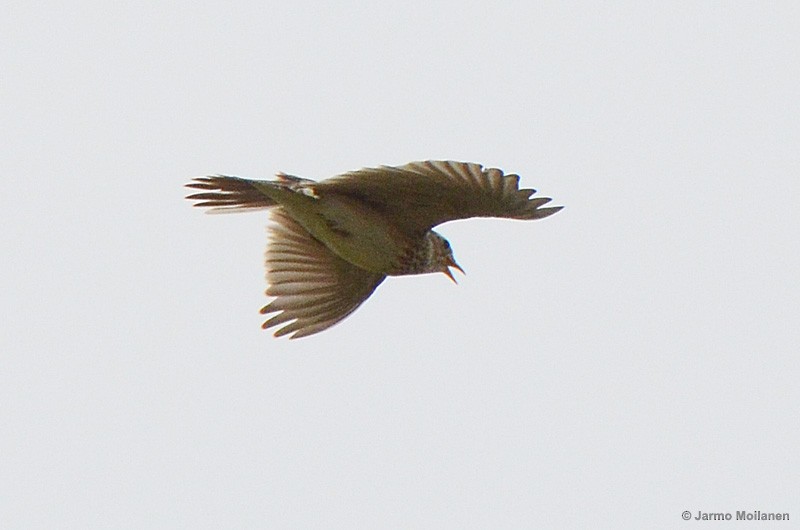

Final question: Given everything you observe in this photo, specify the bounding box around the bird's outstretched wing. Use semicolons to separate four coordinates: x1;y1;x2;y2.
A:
315;160;563;235
261;208;386;339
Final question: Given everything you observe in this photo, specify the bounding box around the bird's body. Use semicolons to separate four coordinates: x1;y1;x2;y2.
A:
256;180;416;274
186;160;562;338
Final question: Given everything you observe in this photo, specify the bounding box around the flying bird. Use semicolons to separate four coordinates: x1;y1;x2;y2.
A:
186;160;562;338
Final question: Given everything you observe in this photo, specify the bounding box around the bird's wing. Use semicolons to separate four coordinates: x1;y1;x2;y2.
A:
315;160;563;234
261;208;386;339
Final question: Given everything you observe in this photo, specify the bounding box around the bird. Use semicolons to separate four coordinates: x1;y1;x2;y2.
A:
186;160;562;339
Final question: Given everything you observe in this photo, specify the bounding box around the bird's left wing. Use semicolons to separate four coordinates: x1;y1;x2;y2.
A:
261;208;386;339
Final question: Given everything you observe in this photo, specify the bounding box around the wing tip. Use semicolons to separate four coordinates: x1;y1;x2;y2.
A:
534;205;564;218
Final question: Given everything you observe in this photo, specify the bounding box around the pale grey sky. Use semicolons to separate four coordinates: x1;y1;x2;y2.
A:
2;2;798;528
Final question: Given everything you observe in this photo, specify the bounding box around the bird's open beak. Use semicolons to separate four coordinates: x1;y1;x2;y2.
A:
442;257;465;284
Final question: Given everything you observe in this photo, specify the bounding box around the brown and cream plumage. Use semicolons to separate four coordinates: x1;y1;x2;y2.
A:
186;160;562;338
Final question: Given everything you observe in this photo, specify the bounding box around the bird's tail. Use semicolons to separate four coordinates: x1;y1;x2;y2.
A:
185;175;281;213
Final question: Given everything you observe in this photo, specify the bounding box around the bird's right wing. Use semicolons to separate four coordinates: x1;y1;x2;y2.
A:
316;160;563;235
261;208;386;339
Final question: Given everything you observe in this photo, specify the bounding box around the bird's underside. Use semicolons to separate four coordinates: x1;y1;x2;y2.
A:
186;160;562;338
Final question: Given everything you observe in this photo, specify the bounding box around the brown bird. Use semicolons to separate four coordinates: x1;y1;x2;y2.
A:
186;160;562;338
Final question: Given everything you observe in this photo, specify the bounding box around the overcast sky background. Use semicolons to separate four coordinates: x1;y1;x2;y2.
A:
3;2;799;528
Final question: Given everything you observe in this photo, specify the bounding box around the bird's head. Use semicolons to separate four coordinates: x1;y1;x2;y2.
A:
428;231;465;283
